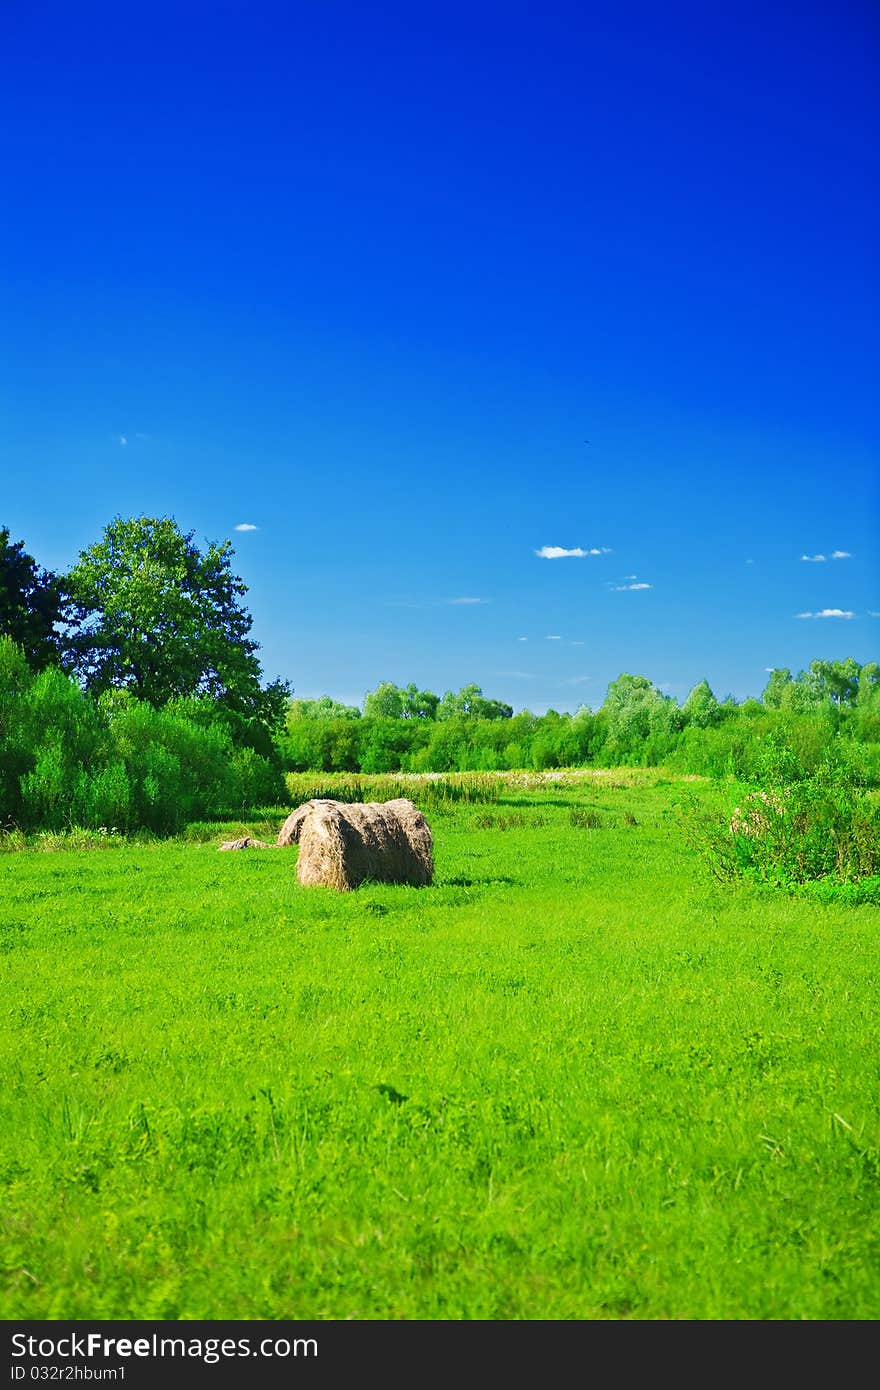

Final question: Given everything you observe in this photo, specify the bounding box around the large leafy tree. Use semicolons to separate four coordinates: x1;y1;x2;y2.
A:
402;683;440;720
0;526;65;669
363;680;406;719
599;672;681;749
803;657;862;706
763;659;867;711
64;516;289;728
682;678;723;728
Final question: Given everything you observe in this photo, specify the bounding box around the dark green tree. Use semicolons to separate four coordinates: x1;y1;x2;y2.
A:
402;683;439;719
0;526;65;669
64;516;289;729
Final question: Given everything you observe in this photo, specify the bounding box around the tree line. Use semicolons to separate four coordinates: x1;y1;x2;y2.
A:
2;518;878;832
280;667;880;779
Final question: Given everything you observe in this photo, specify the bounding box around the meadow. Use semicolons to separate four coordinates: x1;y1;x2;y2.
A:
1;769;878;1320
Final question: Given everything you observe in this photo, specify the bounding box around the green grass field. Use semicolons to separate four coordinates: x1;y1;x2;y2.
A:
2;770;878;1320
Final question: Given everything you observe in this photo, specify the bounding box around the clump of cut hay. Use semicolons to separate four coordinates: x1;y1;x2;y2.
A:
729;789;787;837
218;836;271;851
277;798;433;891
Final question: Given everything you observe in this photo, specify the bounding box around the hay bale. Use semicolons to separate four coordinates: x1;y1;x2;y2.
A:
277;798;433;891
218;836;271;851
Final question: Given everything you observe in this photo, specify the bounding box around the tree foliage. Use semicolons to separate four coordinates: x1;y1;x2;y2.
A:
762;660;873;712
64;516;288;729
362;681;512;722
682;679;722;729
436;684;513;721
287;696;362;721
363;681;406;720
402;683;440;720
0;526;65;670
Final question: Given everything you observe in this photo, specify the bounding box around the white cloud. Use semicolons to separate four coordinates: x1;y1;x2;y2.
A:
546;634;562;640
119;435;127;446
517;636;528;641
869;611;880;618
612;582;652;591
831;550;852;560
448;596;489;605
796;609;855;619
234;523;259;532
569;640;584;645
535;545;611;559
561;675;592;685
800;553;826;562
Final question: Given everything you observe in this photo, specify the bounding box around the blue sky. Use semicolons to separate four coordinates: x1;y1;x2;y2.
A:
2;0;877;712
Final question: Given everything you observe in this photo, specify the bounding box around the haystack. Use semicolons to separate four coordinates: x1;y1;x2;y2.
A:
218;836;271;851
277;798;433;891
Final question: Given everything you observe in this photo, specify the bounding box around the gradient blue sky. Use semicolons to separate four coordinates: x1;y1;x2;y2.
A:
2;1;877;712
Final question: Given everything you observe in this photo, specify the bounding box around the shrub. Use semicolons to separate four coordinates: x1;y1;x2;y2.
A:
683;758;880;889
0;642;288;836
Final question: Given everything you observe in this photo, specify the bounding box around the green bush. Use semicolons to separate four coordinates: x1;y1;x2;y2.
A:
681;744;880;889
0;640;286;835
